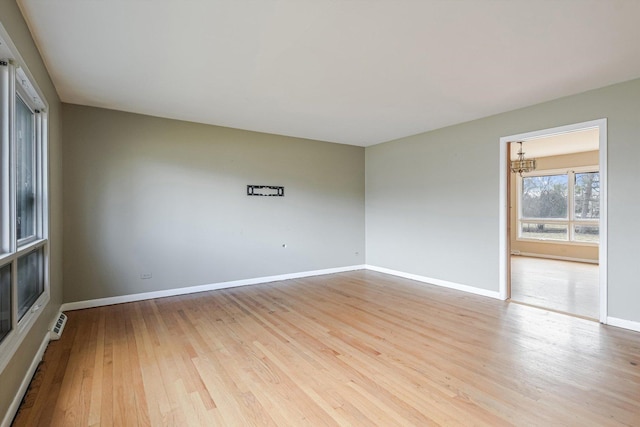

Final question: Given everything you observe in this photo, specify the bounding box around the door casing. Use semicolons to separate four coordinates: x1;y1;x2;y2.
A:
498;119;608;323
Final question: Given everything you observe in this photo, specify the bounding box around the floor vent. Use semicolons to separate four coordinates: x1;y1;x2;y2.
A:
50;312;67;340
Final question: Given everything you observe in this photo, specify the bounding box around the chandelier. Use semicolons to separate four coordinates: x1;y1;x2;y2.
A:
510;141;536;175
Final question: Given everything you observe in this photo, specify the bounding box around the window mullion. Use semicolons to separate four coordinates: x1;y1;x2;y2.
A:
0;61;9;255
7;61;17;332
568;171;575;241
8;62;16;254
35;111;43;239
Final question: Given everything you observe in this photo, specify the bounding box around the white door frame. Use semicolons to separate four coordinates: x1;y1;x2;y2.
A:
498;119;608;323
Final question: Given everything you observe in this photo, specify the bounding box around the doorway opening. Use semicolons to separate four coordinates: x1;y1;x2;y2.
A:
499;119;607;323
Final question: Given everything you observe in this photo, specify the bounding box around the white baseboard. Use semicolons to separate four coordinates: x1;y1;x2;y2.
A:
58;264;640;336
365;264;502;300
511;252;598;264
607;317;640;333
61;265;366;311
1;333;50;427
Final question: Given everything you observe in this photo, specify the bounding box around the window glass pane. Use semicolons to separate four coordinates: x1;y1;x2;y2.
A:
0;264;10;343
574;225;599;243
520;222;568;241
17;248;43;320
16;96;36;241
521;175;568;219
575;172;600;219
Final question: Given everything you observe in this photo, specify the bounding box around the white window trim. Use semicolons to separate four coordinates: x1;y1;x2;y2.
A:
516;165;600;246
0;22;50;374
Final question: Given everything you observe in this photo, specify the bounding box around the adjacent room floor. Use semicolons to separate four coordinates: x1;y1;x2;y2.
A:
13;270;638;426
511;256;599;320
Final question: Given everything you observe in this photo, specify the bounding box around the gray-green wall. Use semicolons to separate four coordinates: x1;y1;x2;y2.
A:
0;1;63;421
366;77;640;323
62;104;365;303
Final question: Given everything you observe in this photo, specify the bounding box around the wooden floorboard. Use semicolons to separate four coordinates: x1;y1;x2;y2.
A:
511;256;599;319
12;270;640;426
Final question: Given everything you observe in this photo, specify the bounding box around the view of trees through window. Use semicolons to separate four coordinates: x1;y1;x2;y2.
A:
519;170;599;243
522;174;568;219
575;172;600;219
17;248;44;320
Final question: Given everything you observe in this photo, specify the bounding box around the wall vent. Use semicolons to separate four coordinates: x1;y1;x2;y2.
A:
50;312;67;340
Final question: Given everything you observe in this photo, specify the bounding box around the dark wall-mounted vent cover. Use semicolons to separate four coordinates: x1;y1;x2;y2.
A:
247;185;284;197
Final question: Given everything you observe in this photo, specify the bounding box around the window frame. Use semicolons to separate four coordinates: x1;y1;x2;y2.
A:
516;166;599;246
0;24;50;374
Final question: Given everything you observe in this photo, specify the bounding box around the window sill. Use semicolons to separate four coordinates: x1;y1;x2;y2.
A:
516;238;599;247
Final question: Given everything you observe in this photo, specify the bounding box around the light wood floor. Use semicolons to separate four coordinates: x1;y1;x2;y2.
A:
13;271;640;426
511;256;599;319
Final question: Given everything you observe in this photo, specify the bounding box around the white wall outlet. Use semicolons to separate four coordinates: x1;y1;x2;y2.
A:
140;273;152;279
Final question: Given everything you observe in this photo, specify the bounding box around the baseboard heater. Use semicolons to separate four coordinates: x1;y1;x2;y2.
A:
50;312;67;340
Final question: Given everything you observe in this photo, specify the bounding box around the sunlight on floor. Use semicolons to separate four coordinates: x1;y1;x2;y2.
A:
511;256;599;319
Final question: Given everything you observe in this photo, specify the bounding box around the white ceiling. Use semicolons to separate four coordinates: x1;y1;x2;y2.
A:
17;0;640;147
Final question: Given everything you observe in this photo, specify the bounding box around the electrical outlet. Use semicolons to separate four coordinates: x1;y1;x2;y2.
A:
140;273;152;279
